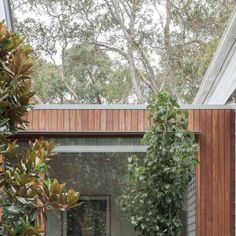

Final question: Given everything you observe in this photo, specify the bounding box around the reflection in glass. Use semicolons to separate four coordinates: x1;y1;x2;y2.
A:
46;152;144;236
67;197;108;236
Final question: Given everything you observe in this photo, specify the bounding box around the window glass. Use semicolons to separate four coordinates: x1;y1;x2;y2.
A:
15;138;144;235
67;197;108;236
46;152;144;236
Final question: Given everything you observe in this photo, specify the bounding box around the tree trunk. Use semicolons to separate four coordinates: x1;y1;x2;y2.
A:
127;48;143;103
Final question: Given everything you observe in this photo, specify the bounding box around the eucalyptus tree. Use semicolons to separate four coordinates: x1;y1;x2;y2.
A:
63;44;132;103
12;0;87;103
11;0;234;103
156;0;233;102
30;45;132;103
83;0;233;102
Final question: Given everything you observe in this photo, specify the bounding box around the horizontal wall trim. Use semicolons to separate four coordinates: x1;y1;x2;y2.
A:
32;104;236;110
14;131;146;138
14;131;201;137
54;145;147;153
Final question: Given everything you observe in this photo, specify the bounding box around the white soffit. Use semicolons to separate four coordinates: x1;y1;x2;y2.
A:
194;8;236;104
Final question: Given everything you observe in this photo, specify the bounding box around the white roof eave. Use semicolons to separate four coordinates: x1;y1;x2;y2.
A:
0;0;13;31
194;7;236;104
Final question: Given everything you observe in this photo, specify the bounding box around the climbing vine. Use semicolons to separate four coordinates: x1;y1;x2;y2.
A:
121;92;199;236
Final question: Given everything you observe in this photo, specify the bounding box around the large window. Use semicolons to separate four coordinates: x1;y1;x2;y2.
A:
45;138;145;236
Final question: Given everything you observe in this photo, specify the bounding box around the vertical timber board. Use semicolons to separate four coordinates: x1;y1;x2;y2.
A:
113;110;119;131
69;110;76;131
230;110;235;236
126;110;132;131
101;110;106;131
188;110;194;131
51;110;58;131
64;110;70;131
205;110;212;236
38;109;45;131
197;110;206;236
81;110;89;131
219;110;225;236
119;110;125;131
32;109;39;131
137;110;144;132
75;110;82;131
212;110;219;236
88;110;95;131
46;110;52;131
57;110;64;131
224;110;231;235
45;110;52;131
106;110;113;131
131;110;138;131
94;110;101;131
224;110;235;236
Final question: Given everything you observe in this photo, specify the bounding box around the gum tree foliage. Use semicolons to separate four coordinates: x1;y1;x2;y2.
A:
63;45;132;104
30;45;131;104
0;23;80;235
121;92;199;235
11;0;131;104
11;0;233;103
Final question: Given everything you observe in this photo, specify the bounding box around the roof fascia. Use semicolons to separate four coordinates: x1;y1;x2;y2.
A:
194;7;236;104
1;0;13;31
31;104;236;110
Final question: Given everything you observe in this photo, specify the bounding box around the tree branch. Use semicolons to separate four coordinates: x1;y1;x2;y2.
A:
92;41;128;60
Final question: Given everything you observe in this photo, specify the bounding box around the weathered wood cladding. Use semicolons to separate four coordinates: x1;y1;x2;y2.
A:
23;108;235;236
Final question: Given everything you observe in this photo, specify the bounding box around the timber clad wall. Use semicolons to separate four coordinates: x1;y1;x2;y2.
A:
22;107;235;236
24;109;147;132
188;109;235;236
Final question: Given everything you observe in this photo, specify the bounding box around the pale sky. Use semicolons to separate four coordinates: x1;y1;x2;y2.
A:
13;1;165;66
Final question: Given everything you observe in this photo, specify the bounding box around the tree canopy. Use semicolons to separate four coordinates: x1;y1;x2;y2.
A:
11;0;234;103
